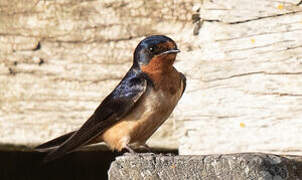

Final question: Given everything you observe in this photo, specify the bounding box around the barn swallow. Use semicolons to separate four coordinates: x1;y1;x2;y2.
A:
35;35;186;163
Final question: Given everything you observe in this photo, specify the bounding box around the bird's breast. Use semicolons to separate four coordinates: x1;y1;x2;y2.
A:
101;70;184;151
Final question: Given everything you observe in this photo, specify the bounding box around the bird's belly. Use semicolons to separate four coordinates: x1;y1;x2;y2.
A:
100;87;182;151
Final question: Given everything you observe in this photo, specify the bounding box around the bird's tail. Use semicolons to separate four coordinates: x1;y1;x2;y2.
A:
35;131;76;152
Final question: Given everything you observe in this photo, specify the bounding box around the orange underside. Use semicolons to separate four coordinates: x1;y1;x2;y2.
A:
89;50;181;152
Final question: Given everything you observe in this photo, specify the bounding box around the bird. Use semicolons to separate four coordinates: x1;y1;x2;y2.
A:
35;35;186;163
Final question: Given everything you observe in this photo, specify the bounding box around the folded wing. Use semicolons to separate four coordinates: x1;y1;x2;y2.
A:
42;72;147;163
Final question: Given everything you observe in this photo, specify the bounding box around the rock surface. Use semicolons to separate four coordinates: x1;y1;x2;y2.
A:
108;153;302;180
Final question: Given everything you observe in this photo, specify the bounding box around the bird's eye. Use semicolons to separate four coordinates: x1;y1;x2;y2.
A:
149;47;154;52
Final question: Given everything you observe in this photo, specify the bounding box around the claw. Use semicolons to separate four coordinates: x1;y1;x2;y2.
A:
140;144;152;152
125;145;136;153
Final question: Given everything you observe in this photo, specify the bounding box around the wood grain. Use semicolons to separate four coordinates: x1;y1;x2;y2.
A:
0;0;196;149
1;0;302;156
178;0;302;155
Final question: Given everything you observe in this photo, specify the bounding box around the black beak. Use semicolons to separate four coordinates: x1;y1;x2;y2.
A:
159;49;180;55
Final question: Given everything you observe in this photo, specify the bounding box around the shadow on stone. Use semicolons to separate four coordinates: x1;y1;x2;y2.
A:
0;148;178;180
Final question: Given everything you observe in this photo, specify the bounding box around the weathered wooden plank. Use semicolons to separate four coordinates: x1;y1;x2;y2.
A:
178;0;302;155
0;0;196;149
199;0;302;23
1;0;302;156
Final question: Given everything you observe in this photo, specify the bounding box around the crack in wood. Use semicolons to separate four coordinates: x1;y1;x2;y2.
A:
225;40;294;53
248;92;302;97
202;10;302;25
44;36;142;44
204;71;302;82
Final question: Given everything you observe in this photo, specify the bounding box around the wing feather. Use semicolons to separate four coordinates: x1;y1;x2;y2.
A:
179;72;186;97
42;70;147;163
35;131;76;152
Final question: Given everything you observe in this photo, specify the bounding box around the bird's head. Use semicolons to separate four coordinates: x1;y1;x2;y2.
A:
133;35;180;72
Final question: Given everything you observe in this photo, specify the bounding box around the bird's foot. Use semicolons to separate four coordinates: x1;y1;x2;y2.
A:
125;145;136;154
140;144;152;152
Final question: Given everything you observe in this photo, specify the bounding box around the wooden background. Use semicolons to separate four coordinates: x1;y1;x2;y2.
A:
0;0;197;150
1;0;302;155
178;0;302;155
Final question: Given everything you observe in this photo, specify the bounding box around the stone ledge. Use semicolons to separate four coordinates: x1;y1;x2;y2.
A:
108;153;302;180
